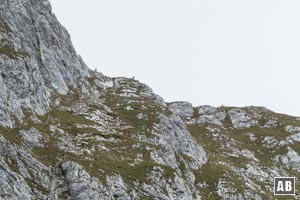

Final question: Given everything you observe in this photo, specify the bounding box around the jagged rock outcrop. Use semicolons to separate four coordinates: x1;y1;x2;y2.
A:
228;108;258;128
168;101;194;119
62;161;109;200
0;0;90;127
0;0;300;199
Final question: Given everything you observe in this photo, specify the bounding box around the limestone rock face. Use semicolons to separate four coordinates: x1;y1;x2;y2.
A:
156;114;207;170
62;161;109;200
168;101;194;119
197;105;226;126
228;108;258;128
0;0;90;127
1;0;300;200
0;134;53;200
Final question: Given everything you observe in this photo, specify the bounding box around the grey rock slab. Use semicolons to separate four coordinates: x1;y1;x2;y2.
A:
228;109;258;128
62;161;109;200
168;101;194;119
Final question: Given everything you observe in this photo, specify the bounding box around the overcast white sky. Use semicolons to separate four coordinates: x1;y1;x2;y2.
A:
49;0;300;116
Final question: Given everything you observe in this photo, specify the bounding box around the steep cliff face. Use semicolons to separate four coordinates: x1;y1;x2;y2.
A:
0;0;90;127
0;0;300;200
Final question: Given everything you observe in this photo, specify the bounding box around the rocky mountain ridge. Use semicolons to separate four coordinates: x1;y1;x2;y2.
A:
0;0;300;199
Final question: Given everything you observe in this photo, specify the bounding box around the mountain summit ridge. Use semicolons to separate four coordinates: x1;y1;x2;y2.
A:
0;0;300;199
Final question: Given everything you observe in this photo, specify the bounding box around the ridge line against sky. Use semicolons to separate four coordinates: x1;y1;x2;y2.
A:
49;0;300;116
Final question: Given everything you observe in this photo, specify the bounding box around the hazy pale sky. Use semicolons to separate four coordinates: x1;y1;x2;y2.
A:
49;0;300;116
